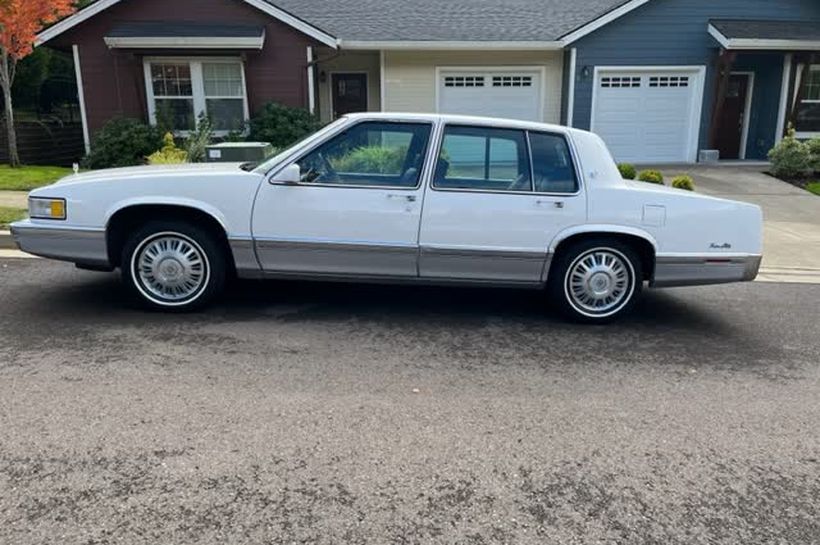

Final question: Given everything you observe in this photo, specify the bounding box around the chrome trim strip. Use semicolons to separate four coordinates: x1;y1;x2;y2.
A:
11;221;109;266
420;246;545;260
652;254;762;287
255;238;417;254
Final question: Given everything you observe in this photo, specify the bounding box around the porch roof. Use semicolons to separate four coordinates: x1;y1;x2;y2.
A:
708;19;820;51
103;22;266;49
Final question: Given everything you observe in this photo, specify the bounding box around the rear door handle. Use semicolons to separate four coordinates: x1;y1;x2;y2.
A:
536;199;564;209
387;193;417;202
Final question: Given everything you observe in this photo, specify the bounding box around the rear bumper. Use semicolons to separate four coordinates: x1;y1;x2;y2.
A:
10;220;110;267
651;254;762;287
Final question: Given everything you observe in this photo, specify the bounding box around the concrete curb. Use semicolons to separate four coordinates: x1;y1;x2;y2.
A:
0;230;15;250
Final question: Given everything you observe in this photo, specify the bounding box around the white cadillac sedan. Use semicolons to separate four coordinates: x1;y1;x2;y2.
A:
11;113;762;322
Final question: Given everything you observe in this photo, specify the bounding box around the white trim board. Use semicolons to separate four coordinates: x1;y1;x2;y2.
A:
306;47;316;114
708;24;820;51
589;65;707;164
72;44;90;155
560;0;651;45
730;71;754;160
103;36;265;49
775;54;792;144
566;48;577;127
340;40;563;51
37;0;338;48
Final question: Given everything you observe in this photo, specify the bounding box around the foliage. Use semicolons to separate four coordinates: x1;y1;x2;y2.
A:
617;163;636;180
806;181;820;196
0;205;26;228
807;138;820;174
0;164;74;190
185;113;213;163
82;118;163;169
330;146;406;174
148;133;188;165
671;175;695;191
0;0;76;166
767;127;811;179
637;169;664;184
248;102;322;148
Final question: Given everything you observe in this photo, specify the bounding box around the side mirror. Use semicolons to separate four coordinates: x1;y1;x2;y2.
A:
271;163;301;185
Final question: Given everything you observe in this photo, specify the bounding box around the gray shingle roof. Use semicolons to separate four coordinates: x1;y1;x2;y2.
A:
107;22;264;38
265;0;632;42
710;19;820;41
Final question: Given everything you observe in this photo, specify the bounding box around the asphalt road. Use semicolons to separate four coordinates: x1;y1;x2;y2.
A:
0;258;818;545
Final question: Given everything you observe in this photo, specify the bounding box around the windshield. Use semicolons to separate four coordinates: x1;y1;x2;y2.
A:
252;117;349;175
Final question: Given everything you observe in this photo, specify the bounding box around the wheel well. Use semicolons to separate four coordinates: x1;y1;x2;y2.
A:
106;205;234;270
552;232;655;281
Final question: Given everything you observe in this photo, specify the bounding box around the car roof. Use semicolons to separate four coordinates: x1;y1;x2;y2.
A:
343;112;577;135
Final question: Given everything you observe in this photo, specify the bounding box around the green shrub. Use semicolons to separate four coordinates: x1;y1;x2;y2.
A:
671;175;695;191
185;113;213;163
806;181;820;196
617;163;637;179
807;138;820;174
147;133;188;165
637;169;664;184
248;102;322;148
330;146;407;174
83;118;163;169
768;127;811;179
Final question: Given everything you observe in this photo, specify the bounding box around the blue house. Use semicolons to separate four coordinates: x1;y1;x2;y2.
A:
561;0;820;163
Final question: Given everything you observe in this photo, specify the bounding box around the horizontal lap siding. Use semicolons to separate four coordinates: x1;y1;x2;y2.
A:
571;0;820;159
383;51;564;124
50;0;320;136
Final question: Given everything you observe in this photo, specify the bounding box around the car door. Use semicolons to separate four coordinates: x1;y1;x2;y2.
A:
418;124;586;283
252;120;433;277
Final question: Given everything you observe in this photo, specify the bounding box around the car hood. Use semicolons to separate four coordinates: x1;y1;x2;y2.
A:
51;162;252;186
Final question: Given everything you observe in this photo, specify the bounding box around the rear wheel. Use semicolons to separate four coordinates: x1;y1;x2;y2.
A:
548;238;642;323
121;221;226;311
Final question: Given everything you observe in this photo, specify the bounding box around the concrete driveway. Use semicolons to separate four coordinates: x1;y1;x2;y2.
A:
656;165;820;283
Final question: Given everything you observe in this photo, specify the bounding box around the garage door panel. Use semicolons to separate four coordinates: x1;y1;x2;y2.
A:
439;70;542;122
592;69;702;164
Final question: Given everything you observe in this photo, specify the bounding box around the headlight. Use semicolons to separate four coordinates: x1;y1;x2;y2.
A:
29;197;66;220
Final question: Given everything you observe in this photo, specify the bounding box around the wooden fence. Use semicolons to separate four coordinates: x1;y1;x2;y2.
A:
0;120;85;167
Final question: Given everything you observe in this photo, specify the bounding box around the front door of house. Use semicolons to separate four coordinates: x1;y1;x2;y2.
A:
716;74;751;160
331;73;368;119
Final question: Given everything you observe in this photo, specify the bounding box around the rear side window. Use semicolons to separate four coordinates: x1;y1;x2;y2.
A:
529;132;579;193
434;126;532;192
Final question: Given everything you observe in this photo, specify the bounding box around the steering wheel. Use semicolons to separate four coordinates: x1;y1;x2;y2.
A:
318;152;341;183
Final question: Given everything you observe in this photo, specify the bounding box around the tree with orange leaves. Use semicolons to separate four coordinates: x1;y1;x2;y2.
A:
0;0;75;167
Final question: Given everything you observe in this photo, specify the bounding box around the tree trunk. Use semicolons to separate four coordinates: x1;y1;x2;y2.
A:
0;53;20;168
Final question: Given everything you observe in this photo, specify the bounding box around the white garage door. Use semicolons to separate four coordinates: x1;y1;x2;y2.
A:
438;70;542;121
591;69;702;163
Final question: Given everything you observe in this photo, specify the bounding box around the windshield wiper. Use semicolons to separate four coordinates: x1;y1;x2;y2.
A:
239;161;259;171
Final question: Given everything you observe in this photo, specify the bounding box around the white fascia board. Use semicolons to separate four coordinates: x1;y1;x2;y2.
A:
36;0;338;49
708;24;820;51
339;40;564;51
104;36;265;49
560;0;651;45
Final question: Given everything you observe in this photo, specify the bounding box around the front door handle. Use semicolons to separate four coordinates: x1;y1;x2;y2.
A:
387;193;417;202
536;199;564;209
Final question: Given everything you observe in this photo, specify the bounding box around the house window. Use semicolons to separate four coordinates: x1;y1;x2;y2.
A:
145;58;248;134
444;76;485;87
600;76;641;88
795;65;820;134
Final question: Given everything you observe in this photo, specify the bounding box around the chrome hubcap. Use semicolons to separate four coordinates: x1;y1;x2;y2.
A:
135;234;208;303
566;249;633;315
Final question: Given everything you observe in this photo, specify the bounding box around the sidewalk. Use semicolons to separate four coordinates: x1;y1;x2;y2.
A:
0;191;27;208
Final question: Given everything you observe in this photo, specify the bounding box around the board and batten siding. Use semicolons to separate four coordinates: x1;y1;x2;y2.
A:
382;51;564;124
569;0;820;160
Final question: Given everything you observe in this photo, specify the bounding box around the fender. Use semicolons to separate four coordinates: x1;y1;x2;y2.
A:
104;196;231;233
548;224;659;254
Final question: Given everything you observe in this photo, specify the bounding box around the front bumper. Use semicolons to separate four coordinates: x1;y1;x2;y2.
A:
652;254;762;287
10;219;109;267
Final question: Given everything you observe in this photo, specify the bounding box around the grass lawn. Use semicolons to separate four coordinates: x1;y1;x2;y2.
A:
0;165;74;191
807;181;820;196
0;206;26;229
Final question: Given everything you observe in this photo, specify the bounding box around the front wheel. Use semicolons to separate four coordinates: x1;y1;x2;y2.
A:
548;239;642;323
121;221;226;311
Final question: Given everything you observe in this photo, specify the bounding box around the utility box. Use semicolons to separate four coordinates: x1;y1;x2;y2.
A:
205;142;275;163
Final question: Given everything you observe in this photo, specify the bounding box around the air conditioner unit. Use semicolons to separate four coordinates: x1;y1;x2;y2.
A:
205;142;275;163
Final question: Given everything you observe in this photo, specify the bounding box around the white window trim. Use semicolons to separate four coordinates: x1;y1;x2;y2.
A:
730;71;755;160
143;57;250;136
793;64;820;139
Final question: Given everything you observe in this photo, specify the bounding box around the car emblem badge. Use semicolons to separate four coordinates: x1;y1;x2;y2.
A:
710;242;732;249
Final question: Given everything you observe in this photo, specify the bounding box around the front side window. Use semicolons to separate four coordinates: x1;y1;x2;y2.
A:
529;132;579;193
147;59;247;133
295;121;432;188
796;64;820;133
434;126;531;192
